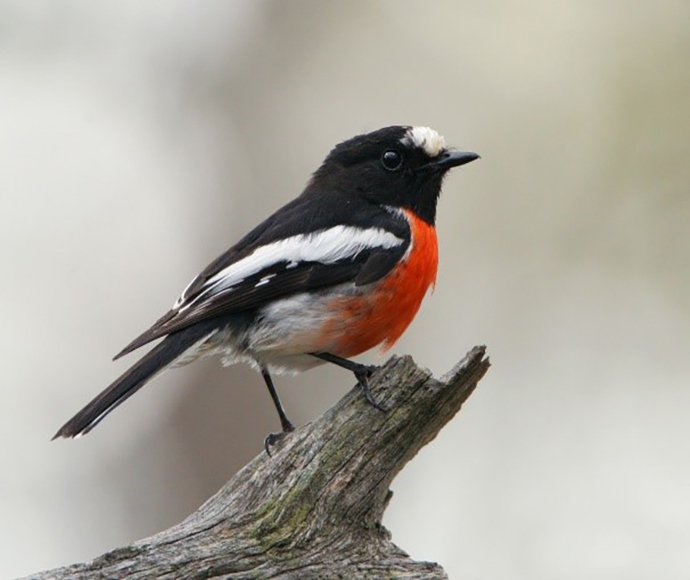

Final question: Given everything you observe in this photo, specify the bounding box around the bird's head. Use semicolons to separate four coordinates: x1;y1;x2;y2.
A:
312;125;479;224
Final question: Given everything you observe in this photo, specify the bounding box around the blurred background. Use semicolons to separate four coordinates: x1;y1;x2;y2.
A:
1;1;689;578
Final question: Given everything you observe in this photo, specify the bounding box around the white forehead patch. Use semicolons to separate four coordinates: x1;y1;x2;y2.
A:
401;126;446;157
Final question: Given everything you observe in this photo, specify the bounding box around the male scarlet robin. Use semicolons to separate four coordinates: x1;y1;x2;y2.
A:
54;126;478;451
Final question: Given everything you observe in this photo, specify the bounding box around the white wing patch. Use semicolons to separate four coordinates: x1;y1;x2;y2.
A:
174;226;404;312
255;273;276;288
401;126;446;157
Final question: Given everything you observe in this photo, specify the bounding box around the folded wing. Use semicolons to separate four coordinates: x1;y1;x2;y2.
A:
115;224;409;359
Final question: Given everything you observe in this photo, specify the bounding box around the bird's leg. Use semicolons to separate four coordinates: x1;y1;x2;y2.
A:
310;352;387;412
261;367;295;456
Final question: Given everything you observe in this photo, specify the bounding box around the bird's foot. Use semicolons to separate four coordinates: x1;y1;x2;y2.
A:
354;364;387;412
264;422;295;457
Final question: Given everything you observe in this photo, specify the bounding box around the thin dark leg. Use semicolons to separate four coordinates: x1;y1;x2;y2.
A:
311;352;386;412
261;367;294;455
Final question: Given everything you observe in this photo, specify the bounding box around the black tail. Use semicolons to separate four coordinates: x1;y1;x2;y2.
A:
53;327;214;439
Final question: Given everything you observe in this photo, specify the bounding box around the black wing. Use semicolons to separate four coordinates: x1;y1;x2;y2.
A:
115;191;410;359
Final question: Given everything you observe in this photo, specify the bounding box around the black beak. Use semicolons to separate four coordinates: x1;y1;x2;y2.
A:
430;149;480;170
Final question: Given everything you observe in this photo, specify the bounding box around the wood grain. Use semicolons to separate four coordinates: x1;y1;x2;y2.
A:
29;347;489;579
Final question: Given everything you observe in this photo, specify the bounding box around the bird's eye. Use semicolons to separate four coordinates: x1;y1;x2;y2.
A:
381;149;403;171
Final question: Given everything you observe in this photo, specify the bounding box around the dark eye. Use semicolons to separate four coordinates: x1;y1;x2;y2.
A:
381;149;403;171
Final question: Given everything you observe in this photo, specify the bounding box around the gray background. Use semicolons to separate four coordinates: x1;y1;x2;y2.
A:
1;1;688;578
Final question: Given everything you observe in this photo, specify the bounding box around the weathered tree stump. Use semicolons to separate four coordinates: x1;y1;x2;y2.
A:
29;346;489;579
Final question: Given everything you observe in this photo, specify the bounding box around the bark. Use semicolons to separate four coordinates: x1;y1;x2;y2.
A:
29;346;490;579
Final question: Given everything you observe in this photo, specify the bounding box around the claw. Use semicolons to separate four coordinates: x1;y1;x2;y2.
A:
264;432;281;456
309;352;388;412
355;368;387;412
264;424;295;457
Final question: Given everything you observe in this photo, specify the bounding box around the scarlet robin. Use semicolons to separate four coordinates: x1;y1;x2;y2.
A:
53;126;479;452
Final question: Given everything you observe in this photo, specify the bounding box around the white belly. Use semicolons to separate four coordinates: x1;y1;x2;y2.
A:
190;289;355;374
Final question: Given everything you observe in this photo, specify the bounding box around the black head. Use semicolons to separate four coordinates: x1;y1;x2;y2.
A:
311;126;478;224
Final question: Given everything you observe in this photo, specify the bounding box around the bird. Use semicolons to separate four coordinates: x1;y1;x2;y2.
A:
53;125;479;452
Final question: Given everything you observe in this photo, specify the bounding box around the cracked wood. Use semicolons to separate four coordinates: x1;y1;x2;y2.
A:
28;346;490;579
